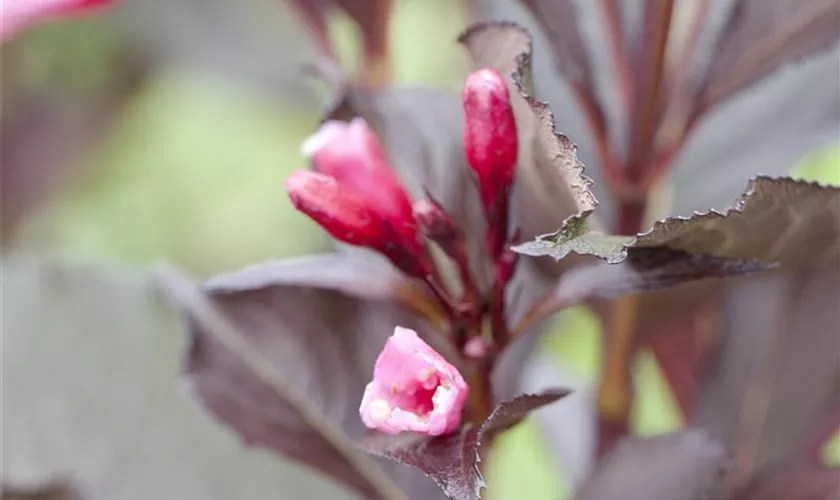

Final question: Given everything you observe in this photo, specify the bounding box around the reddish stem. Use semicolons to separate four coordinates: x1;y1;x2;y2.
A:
626;0;674;184
597;0;633;114
616;199;648;236
597;293;640;458
569;84;625;198
423;273;458;320
595;199;647;458
490;245;518;350
660;0;711;138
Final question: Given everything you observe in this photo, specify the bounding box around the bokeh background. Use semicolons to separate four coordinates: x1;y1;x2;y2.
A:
3;0;839;499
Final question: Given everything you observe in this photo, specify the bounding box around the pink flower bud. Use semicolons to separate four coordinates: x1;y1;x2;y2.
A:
1;0;115;42
286;170;433;279
412;199;458;243
286;170;390;249
301;118;415;241
462;68;518;211
464;337;490;359
360;327;469;436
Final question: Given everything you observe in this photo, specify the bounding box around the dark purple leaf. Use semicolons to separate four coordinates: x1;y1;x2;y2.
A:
515;176;840;268
157;262;447;500
736;461;840;500
205;251;446;330
512;247;775;335
575;429;732;500
1;482;82;500
695;0;840;111
457;22;600;276
635;177;840;267
362;389;569;500
692;263;840;478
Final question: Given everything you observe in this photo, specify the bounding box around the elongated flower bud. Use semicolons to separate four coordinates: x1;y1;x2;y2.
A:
286;170;389;248
286;170;433;279
360;327;468;436
302;118;415;241
462;68;518;212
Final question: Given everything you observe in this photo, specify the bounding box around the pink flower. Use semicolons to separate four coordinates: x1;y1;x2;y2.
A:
295;119;433;278
462;68;518;212
301;118;416;243
286;170;390;249
1;0;115;42
360;327;469;436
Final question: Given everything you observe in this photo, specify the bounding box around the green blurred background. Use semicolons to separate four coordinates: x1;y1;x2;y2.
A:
5;1;839;498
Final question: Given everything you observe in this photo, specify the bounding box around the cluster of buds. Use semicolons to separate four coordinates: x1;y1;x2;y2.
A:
287;68;519;435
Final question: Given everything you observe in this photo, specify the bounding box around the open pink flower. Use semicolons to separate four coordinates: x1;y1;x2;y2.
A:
360;327;469;436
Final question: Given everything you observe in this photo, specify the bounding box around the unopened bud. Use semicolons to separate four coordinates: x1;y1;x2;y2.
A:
413;199;459;243
286;170;433;279
286;170;388;249
462;68;518;212
302;118;415;241
464;337;490;359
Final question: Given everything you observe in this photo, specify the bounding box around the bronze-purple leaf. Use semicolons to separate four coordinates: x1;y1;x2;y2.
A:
156;264;411;500
1;481;82;500
575;429;732;500
736;461;840;500
512;247;776;335
692;263;840;479
516;176;840;273
362;389;569;500
696;0;840;112
635;176;840;267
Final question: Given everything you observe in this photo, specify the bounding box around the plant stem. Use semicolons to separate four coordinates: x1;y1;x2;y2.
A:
490;245;518;350
626;0;674;184
597;293;639;458
468;359;494;424
597;0;633;114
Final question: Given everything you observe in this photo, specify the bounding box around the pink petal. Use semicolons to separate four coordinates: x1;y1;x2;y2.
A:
301;118;415;237
360;327;469;436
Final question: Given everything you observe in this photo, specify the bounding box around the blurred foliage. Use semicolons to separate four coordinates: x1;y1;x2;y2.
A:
19;75;326;276
7;0;839;497
17;0;470;277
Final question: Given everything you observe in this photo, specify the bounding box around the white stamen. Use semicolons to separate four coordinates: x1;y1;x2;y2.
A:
368;399;392;423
